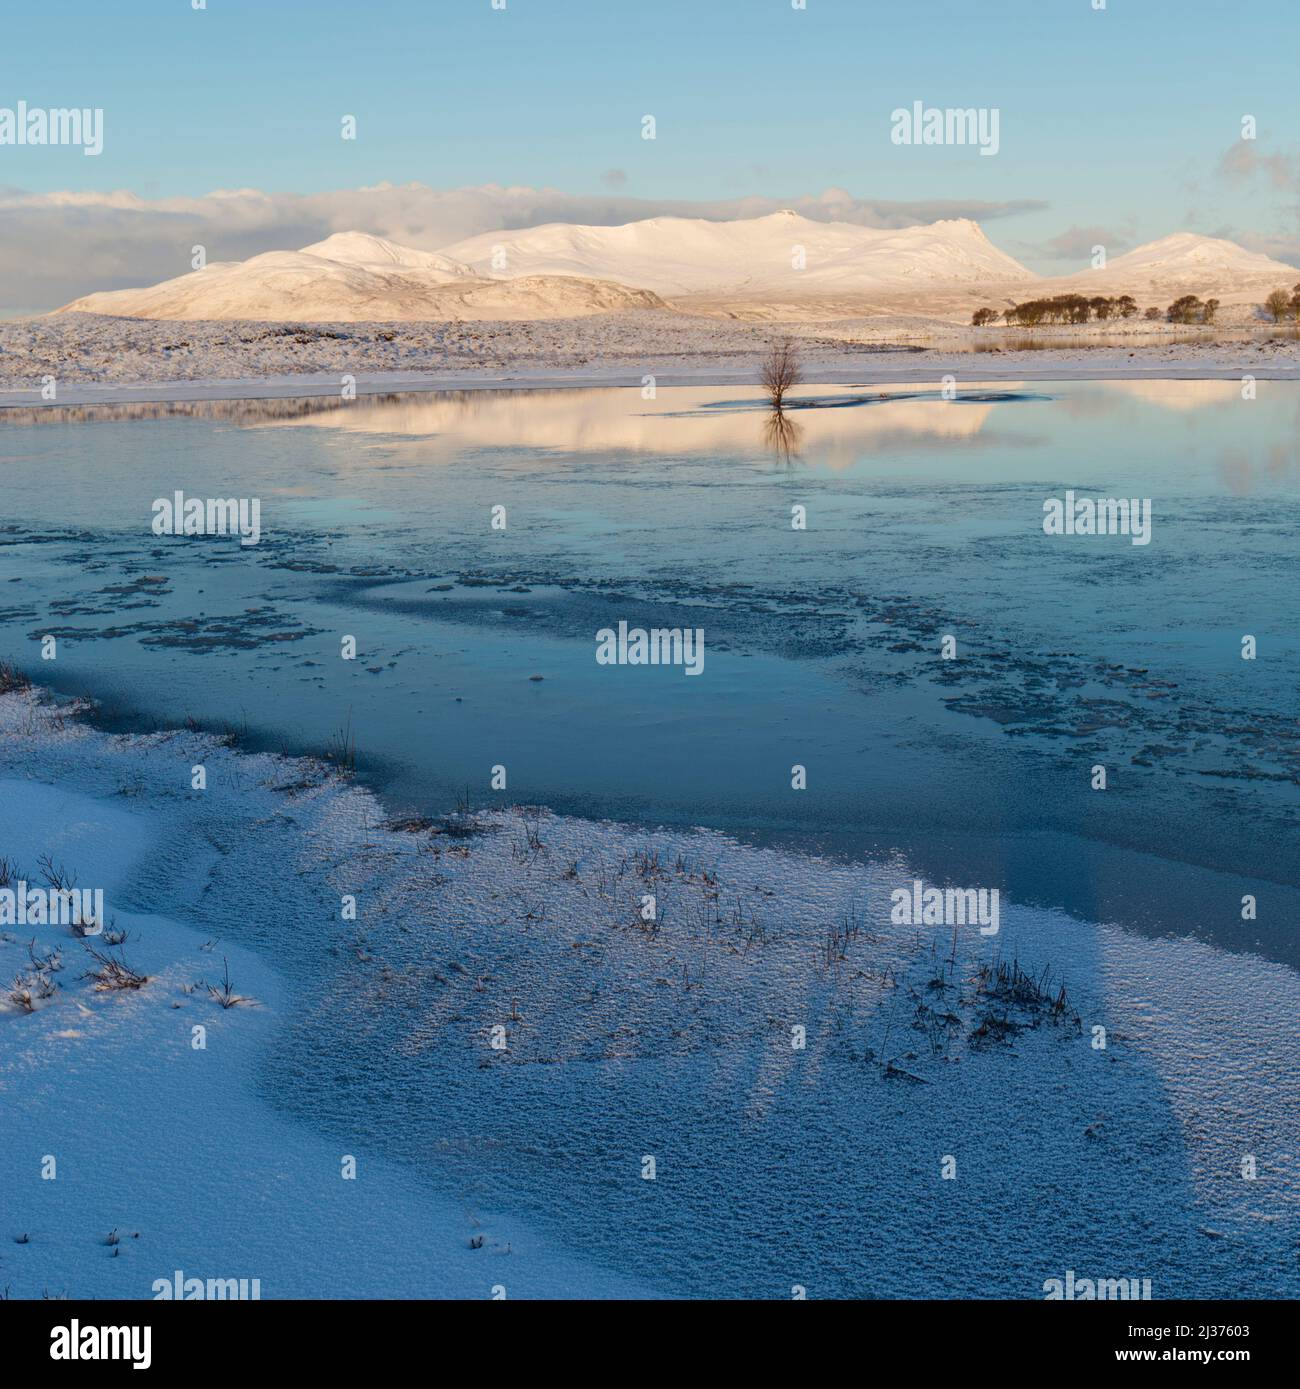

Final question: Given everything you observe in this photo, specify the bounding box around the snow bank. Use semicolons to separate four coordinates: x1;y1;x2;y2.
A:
1;683;1296;1297
0;689;648;1299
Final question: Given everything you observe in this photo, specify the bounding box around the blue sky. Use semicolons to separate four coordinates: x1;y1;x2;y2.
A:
1;0;1298;307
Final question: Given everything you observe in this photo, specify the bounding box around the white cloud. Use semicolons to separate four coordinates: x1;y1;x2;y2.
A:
1202;142;1300;270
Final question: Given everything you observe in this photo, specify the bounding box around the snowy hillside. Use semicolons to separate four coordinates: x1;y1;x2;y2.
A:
1044;233;1298;299
56;235;666;322
440;210;1035;296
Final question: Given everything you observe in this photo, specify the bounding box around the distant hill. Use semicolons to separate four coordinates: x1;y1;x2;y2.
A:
56;232;666;321
1039;233;1299;303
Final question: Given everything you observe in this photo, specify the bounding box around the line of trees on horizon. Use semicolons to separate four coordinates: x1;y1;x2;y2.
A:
974;284;1300;329
972;294;1139;327
971;292;1221;328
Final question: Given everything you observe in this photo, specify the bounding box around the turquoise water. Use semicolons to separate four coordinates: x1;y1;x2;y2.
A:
3;378;1299;1299
1;379;1297;965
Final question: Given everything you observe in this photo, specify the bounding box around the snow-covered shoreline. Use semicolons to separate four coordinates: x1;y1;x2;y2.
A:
3;680;1298;1299
2;310;1299;409
0;686;652;1300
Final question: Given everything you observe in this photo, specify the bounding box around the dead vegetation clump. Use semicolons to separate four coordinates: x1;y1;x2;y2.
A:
326;709;357;778
205;957;255;1009
36;853;74;893
7;973;46;1012
81;941;148;992
968;955;1079;1048
820;902;868;971
0;662;31;695
27;939;63;974
6;937;64;1012
509;812;546;863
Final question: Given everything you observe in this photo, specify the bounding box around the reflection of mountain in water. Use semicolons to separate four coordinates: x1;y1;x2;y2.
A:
244;384;1046;468
0;382;1050;470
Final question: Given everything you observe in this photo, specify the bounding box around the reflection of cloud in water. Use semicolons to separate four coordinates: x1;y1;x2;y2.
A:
252;383;1038;468
1077;380;1300;493
1094;379;1248;412
1217;442;1300;494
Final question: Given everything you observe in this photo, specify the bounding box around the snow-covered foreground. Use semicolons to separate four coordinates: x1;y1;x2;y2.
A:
1;311;1300;409
0;690;649;1299
1;682;1297;1298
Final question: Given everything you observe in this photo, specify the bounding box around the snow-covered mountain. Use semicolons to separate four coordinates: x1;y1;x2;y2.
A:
55;217;1295;323
297;231;473;278
1043;233;1298;299
56;232;666;321
439;210;1035;297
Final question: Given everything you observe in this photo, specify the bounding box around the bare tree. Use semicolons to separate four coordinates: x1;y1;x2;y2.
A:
1265;288;1291;322
761;337;802;411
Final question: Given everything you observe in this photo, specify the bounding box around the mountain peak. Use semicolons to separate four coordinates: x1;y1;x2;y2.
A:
1104;232;1297;278
298;231;471;277
439;211;1033;296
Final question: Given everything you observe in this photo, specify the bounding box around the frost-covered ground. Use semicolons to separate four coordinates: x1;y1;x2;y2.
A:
0;690;650;1300
1;311;1299;407
2;682;1296;1299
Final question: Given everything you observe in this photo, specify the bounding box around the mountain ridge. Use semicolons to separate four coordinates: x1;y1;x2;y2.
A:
439;210;1035;296
53;215;1300;322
